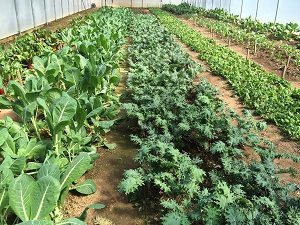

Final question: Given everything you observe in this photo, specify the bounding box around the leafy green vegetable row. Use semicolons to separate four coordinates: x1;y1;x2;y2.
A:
163;3;300;69
204;8;300;43
152;9;300;140
0;7;131;225
191;15;300;67
120;12;300;225
0;12;88;82
163;3;300;44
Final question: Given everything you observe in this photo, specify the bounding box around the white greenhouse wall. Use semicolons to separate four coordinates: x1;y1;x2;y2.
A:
0;0;164;39
0;0;92;40
185;0;300;24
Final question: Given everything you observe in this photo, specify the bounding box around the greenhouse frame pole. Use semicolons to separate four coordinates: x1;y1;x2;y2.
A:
219;0;221;8
274;0;280;24
13;0;21;34
255;0;260;21
228;0;231;12
73;0;75;13
61;0;64;17
43;0;48;24
212;0;214;9
239;0;244;18
30;0;36;28
68;0;70;15
82;0;86;10
53;0;57;20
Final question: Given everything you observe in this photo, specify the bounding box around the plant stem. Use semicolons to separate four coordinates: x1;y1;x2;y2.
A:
55;134;60;156
31;114;41;141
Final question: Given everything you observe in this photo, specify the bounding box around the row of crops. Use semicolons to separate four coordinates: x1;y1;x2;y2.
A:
163;3;300;45
119;12;300;225
152;8;300;140
0;6;300;225
0;8;131;224
163;3;300;76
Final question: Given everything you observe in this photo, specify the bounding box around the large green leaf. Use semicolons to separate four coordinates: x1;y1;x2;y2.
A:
24;77;51;102
100;34;109;51
44;88;62;102
9;81;26;101
73;179;96;195
10;157;27;175
9;174;60;221
0;168;14;185
33;56;47;76
60;153;91;190
17;221;54;225
18;138;46;159
0;128;9;146
52;93;77;134
0;187;9;211
74;107;87;130
9;174;35;221
37;164;60;180
31;176;60;220
57;218;86;225
78;203;106;221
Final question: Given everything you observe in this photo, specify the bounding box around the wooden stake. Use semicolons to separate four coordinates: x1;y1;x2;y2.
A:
246;48;250;60
282;55;291;78
228;37;231;46
254;40;257;55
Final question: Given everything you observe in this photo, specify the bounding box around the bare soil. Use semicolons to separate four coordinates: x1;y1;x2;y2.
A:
64;118;146;225
180;17;300;89
174;36;300;186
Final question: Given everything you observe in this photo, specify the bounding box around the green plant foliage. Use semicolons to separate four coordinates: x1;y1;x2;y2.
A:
119;12;300;225
152;9;300;140
73;179;97;195
162;3;300;67
0;7;132;224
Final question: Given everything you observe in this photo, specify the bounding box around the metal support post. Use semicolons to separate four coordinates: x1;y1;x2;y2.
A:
240;0;244;18
13;0;21;34
30;0;36;27
274;0;280;24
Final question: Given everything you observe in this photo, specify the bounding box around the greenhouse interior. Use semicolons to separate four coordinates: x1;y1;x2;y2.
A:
0;0;300;224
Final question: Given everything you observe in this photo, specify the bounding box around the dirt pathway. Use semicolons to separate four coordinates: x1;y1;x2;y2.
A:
64;50;148;225
173;36;300;186
179;17;300;89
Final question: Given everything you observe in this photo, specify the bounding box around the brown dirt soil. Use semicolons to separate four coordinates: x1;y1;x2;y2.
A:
64;118;146;225
173;36;300;186
0;109;21;122
0;8;97;45
64;48;149;224
180;17;300;89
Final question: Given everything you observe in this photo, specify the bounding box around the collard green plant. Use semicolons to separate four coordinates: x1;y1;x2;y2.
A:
0;7;132;224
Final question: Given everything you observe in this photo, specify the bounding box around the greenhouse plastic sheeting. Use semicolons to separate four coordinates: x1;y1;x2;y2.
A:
15;0;34;31
0;0;18;39
201;0;300;24
162;0;182;5
0;0;91;40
